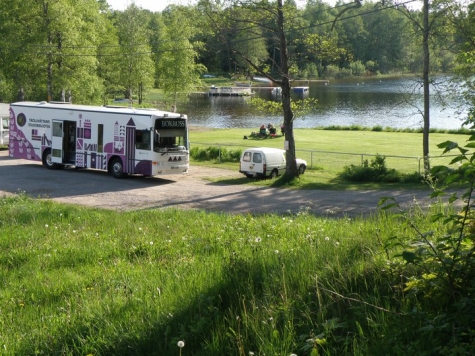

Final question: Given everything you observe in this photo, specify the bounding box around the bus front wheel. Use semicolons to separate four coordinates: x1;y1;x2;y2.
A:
111;158;125;179
42;148;60;170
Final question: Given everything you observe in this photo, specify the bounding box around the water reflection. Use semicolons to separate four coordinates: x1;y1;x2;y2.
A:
183;77;469;130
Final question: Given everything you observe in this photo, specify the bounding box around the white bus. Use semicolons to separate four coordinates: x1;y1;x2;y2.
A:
8;101;189;178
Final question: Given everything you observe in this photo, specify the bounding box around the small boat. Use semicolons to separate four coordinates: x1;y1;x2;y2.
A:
293;86;309;93
253;77;272;84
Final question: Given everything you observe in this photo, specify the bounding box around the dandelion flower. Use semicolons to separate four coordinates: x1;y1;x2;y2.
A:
255;237;262;243
45;224;49;228
325;236;330;241
177;340;185;348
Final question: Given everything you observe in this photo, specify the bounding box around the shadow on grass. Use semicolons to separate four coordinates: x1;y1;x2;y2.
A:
17;255;298;355
208;173;431;191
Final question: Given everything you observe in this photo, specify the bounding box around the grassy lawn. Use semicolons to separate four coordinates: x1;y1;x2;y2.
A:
188;127;469;189
0;194;457;355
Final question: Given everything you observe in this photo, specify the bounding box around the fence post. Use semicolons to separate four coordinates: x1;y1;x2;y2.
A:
218;146;221;163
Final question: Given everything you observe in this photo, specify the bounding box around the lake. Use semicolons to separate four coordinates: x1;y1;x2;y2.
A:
183;76;470;130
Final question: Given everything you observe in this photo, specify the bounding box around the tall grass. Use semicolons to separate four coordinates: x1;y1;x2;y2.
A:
0;194;450;355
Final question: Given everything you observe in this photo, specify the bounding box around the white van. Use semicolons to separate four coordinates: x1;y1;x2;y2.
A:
239;147;307;178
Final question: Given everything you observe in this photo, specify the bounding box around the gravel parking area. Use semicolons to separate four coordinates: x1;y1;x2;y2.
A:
0;150;442;217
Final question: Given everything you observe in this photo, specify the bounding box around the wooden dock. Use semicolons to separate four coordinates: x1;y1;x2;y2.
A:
208;86;253;97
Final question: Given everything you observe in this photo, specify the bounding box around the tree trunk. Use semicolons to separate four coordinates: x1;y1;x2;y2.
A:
278;0;298;179
422;0;430;174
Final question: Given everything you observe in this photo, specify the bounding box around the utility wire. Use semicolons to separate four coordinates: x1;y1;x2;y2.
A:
2;0;419;58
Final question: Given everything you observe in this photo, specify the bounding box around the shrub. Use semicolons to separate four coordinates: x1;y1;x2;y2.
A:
340;154;422;183
350;60;366;76
379;136;475;353
190;146;242;163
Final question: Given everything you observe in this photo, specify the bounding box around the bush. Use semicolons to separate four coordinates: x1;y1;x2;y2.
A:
190;146;242;163
379;136;475;353
340;154;422;183
350;60;366;76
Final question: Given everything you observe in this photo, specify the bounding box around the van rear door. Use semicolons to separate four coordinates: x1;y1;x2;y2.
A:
251;151;265;175
240;150;265;176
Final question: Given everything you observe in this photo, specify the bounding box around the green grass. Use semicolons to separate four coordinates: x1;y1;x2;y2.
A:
189;127;469;189
0;194;455;355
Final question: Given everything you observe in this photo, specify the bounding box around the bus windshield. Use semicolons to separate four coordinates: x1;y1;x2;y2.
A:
153;118;187;152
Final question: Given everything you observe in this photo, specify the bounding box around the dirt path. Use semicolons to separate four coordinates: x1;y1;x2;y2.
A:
0;150;444;217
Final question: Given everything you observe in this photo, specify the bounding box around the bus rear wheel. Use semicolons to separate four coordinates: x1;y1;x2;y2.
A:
42;148;60;170
111;158;125;179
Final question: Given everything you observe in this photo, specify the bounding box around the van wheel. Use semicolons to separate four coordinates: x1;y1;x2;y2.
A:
42;148;60;170
111;158;125;179
299;164;306;175
270;169;278;178
245;174;254;179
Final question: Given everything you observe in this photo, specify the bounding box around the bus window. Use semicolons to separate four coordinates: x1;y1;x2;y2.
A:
135;130;151;150
97;124;103;153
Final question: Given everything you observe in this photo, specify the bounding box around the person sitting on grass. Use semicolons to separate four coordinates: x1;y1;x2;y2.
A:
259;124;267;137
268;123;277;136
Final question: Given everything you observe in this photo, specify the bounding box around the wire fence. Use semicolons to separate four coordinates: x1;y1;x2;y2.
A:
190;142;458;175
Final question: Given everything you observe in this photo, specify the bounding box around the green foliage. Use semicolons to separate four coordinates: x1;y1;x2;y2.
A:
379;134;475;354
249;96;318;121
341;154;422;183
157;7;207;106
190;146;242;162
115;4;155;103
349;60;366;76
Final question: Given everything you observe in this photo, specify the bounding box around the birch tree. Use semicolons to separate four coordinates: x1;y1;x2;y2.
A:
156;6;206;112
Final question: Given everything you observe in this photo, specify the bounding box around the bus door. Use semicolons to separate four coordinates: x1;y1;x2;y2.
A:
51;120;76;164
51;120;64;164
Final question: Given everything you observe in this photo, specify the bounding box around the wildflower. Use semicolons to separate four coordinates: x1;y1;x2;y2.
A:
275;250;279;254
150;241;154;245
139;227;142;231
325;236;330;241
255;237;262;243
45;224;49;228
335;242;340;246
177;340;185;356
249;352;255;356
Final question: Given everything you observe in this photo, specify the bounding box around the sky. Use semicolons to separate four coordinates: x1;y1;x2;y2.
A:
106;0;311;12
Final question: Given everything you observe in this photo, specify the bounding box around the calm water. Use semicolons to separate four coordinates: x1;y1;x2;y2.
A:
183;76;469;130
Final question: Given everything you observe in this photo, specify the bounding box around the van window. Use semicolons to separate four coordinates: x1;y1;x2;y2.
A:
253;152;262;163
242;151;251;162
